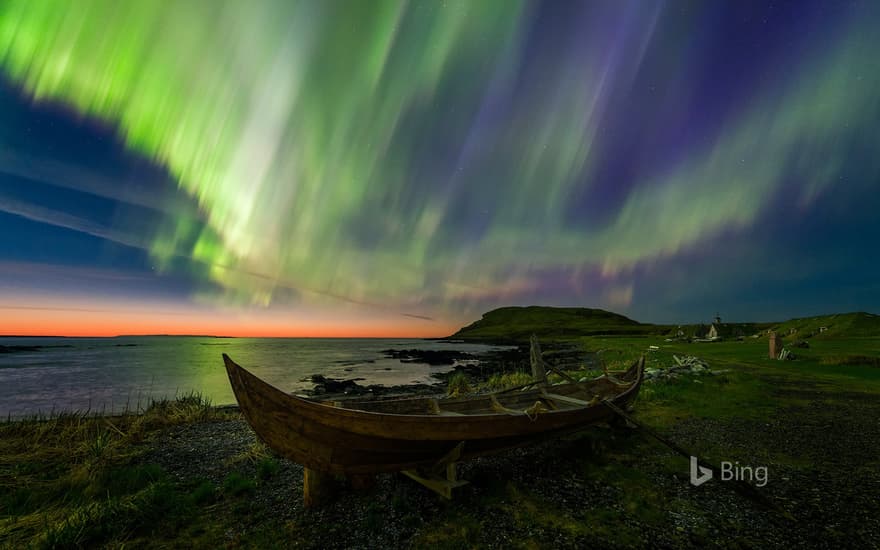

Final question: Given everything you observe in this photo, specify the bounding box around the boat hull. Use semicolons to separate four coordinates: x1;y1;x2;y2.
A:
223;353;644;475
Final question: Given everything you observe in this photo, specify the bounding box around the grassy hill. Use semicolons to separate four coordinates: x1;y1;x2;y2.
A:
769;312;880;338
449;306;659;343
449;307;880;344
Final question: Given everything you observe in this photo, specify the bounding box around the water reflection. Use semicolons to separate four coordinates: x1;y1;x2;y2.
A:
0;337;510;417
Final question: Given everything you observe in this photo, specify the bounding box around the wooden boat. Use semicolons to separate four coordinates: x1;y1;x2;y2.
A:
223;353;645;479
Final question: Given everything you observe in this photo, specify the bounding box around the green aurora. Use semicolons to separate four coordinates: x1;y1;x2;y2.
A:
1;1;879;325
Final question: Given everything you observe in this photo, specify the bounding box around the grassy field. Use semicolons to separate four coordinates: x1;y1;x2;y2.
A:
1;334;879;548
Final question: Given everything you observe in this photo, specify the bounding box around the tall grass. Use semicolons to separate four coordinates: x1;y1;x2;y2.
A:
0;393;236;548
821;355;880;368
41;481;194;548
483;372;533;391
446;372;473;397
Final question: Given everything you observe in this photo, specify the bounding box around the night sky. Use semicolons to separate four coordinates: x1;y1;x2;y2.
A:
1;1;878;337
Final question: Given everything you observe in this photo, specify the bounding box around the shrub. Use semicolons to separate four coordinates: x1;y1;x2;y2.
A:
223;472;256;496
88;464;166;498
190;480;216;505
257;458;280;480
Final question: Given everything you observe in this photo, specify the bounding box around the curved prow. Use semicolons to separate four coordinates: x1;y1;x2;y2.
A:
222;353;236;370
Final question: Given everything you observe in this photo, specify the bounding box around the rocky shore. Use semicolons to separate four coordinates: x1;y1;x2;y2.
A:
303;342;593;399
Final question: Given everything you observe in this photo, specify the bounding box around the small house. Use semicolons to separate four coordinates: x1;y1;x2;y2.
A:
708;324;720;339
706;320;744;341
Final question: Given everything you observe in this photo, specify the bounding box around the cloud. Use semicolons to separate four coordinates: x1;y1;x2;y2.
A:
0;193;435;321
0;191;149;249
603;285;633;308
0;150;202;220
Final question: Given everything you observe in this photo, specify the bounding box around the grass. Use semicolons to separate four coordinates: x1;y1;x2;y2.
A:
415;333;879;546
821;354;880;367
222;472;256;496
446;372;473;397
483;371;534;391
41;481;194;549
0;392;233;548
190;480;216;505
256;458;280;481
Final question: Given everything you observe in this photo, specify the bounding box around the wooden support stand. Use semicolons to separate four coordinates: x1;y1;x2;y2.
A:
303;470;376;507
402;463;468;500
303;468;339;508
401;441;468;499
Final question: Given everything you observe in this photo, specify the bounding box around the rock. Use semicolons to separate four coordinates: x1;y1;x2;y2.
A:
0;345;42;353
310;374;367;394
382;349;476;365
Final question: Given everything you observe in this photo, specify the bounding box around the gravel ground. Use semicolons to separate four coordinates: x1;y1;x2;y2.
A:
137;377;880;550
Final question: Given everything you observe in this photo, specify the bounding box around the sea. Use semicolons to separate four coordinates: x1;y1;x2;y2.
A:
0;337;510;418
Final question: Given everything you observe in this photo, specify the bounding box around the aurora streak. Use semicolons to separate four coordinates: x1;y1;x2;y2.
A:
1;1;879;334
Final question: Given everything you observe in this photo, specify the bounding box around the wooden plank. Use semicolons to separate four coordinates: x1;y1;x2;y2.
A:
490;395;525;415
541;392;594;407
401;467;469;499
431;442;465;476
529;334;548;386
430;399;465;416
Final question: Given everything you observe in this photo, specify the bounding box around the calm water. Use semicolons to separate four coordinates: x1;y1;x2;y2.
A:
0;337;509;417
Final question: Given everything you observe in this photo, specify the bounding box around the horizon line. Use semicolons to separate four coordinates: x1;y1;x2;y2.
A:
0;333;451;339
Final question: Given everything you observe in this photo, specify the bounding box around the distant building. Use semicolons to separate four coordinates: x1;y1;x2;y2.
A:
708;324;720;339
707;319;744;340
693;324;710;338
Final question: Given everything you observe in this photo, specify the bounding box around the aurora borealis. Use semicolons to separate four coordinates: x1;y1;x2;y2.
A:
1;1;879;336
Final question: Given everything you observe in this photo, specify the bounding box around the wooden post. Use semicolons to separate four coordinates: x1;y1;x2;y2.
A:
529;334;547;386
303;468;338;508
768;331;781;359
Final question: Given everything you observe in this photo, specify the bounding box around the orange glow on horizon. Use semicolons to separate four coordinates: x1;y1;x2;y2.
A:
0;301;455;338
